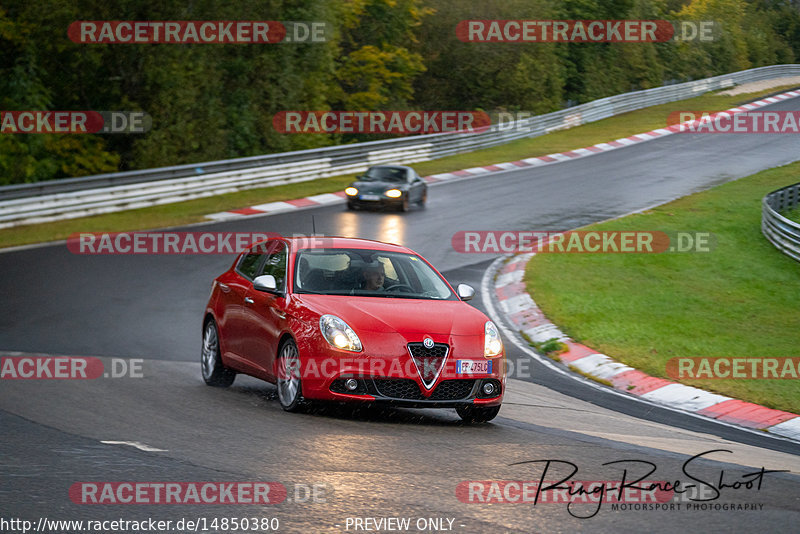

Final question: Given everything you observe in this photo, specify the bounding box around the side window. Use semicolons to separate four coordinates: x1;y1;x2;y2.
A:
259;243;287;291
237;250;264;280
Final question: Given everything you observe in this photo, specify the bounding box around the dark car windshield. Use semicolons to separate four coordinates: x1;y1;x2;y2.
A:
361;167;407;183
294;248;456;300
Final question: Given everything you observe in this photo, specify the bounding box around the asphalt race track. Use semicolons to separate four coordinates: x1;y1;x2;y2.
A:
2;96;800;533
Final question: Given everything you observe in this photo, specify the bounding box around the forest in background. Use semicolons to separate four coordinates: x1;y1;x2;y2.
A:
1;0;799;185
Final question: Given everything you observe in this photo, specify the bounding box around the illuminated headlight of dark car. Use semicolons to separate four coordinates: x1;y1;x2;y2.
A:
345;187;358;196
484;321;503;358
320;314;363;352
384;189;403;198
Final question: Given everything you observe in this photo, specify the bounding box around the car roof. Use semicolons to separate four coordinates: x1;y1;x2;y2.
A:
282;236;414;254
368;164;412;171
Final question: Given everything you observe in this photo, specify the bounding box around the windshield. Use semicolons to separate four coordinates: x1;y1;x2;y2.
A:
294;248;456;300
361;167;407;183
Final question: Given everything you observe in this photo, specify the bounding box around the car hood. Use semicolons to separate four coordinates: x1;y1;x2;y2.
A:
351;180;407;193
292;294;488;336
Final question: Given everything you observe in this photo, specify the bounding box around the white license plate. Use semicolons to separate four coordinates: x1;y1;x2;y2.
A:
456;360;491;374
360;194;381;201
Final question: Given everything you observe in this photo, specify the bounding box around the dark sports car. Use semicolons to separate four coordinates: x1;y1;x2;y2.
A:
202;236;505;423
345;165;427;211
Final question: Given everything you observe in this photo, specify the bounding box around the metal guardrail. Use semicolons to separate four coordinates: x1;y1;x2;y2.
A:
762;182;800;262
3;64;800;228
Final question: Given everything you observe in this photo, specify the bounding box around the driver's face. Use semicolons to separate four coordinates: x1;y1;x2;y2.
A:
363;268;384;289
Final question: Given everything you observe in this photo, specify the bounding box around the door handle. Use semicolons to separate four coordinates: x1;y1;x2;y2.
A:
273;310;286;319
244;297;254;304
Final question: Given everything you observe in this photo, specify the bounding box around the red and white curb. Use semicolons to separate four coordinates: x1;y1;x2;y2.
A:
206;192;348;221
493;253;800;442
206;89;800;222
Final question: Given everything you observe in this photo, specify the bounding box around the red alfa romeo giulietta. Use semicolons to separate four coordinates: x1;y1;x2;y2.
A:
202;236;505;422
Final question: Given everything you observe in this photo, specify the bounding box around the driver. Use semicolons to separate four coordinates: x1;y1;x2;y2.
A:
361;261;385;291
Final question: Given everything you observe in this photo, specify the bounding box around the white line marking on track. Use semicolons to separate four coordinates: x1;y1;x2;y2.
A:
101;440;167;452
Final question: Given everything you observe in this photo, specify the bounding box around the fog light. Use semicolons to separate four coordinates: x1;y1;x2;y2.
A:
345;378;359;391
482;382;496;396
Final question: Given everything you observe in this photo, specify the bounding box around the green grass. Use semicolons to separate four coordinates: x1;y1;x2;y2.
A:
785;204;800;223
1;83;797;249
525;162;800;414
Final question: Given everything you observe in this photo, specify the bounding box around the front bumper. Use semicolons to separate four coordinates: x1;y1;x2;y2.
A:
295;337;505;407
347;195;405;209
326;376;503;407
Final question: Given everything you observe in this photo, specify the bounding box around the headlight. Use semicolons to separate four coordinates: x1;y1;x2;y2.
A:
484;321;503;358
320;314;362;352
384;189;402;198
345;187;359;196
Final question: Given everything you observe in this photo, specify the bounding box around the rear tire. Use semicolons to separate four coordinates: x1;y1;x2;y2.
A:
277;339;304;412
201;320;236;387
456;404;500;423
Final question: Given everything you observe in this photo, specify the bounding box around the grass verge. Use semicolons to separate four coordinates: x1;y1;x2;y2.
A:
785;204;800;223
2;84;798;249
525;162;800;414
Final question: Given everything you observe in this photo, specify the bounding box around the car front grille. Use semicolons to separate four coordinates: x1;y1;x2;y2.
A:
428;379;476;400
370;378;476;401
407;342;449;388
407;342;449;359
372;378;425;400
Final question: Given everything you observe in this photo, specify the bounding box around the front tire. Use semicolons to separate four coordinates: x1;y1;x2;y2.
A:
277;339;304;412
418;189;427;208
201;320;236;387
399;195;410;212
456;404;500;423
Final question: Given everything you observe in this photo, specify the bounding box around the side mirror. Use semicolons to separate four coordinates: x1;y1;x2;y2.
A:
253;274;277;292
457;283;475;301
